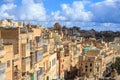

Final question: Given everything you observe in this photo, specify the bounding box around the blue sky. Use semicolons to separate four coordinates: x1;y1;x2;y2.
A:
43;0;103;12
0;0;120;31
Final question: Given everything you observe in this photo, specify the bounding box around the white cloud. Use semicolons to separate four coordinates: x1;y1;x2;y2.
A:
51;0;120;23
0;0;46;21
16;0;46;21
51;1;93;21
91;0;120;23
0;3;16;12
51;11;66;21
18;0;46;21
0;3;16;19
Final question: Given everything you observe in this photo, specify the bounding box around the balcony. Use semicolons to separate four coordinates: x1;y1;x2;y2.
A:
36;50;43;62
35;36;43;47
30;53;35;69
37;67;45;80
22;44;30;58
22;58;30;72
29;40;35;52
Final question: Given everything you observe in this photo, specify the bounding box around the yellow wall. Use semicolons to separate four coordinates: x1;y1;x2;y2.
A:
4;44;14;80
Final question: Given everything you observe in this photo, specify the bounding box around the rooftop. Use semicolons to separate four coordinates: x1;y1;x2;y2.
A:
86;49;100;57
83;46;92;55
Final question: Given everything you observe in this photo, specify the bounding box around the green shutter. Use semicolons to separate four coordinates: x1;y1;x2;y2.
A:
31;73;34;80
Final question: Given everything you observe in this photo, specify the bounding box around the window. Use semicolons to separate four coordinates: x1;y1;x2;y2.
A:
85;69;87;72
97;67;99;72
52;59;56;66
7;60;10;68
85;65;88;68
73;50;77;55
47;76;49;80
90;69;92;72
88;58;91;61
30;40;33;49
90;63;92;67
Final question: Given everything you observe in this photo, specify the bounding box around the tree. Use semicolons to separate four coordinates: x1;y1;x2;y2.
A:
62;26;67;29
111;57;120;74
54;22;61;30
73;26;80;31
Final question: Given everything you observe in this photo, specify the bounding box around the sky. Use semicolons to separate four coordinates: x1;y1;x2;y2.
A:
0;0;120;31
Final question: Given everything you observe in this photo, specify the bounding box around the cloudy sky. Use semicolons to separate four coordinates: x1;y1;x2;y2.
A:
0;0;120;31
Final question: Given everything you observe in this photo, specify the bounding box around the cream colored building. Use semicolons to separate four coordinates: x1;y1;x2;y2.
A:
0;38;14;80
0;20;119;80
79;44;117;79
0;24;34;80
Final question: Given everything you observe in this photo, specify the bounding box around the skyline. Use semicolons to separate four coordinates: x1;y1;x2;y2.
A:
0;0;120;31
